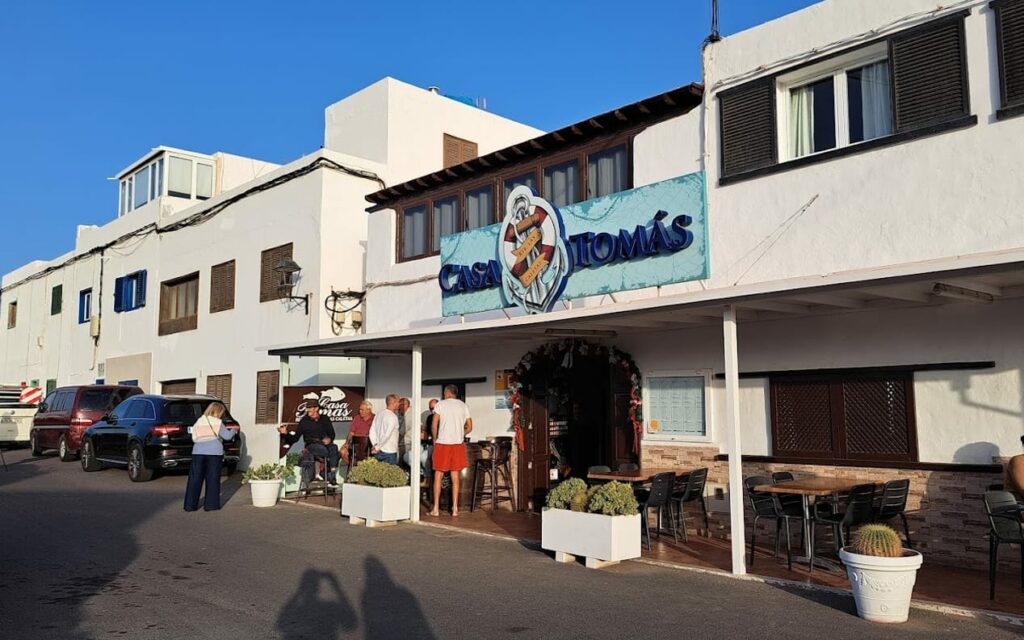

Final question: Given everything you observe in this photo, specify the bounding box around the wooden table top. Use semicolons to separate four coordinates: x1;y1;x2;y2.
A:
753;477;884;496
587;467;694;482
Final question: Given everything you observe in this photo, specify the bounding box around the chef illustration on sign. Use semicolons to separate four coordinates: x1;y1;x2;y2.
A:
499;186;570;314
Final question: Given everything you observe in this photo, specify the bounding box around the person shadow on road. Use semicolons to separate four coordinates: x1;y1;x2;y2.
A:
276;569;357;640
362;556;437;639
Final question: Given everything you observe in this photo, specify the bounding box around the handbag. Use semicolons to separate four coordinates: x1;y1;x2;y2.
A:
192;416;220;444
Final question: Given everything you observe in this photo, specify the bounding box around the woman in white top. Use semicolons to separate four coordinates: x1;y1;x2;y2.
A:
184;401;238;512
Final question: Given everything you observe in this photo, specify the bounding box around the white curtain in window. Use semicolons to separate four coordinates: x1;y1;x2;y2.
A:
790;85;814;158
168;156;193;197
466;187;493;229
587;147;626;198
859;61;892;141
133;166;150;209
403;208;426;258
432;198;459;252
196;163;214;199
543;162;578;208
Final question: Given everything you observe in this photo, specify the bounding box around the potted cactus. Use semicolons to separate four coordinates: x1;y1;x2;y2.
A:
839;524;923;623
340;459;411;527
541;479;641;569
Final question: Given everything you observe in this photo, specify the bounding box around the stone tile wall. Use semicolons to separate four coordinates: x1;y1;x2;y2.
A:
641;444;1012;573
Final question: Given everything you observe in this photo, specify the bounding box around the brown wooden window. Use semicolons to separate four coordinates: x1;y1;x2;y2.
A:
162;379;197;395
255;370;279;424
503;171;538;204
585;145;628;199
206;374;232;409
543;159;580;207
260;243;293;303
995;0;1024;117
210;260;235;313
7;300;16;329
431;195;460;254
465;185;494;229
443;133;478;168
159;272;199;336
770;373;918;463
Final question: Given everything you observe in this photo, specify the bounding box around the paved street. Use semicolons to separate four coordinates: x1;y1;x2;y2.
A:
0;447;1019;640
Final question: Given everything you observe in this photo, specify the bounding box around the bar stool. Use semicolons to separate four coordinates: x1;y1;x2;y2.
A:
471;438;516;512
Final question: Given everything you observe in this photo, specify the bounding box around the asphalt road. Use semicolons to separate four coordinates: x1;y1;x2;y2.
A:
0;446;1020;640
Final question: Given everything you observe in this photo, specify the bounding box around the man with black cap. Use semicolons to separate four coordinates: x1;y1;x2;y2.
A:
278;401;340;487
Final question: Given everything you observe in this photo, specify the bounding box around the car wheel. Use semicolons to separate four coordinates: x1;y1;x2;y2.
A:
127;443;153;482
58;436;76;462
80;439;102;472
30;432;43;457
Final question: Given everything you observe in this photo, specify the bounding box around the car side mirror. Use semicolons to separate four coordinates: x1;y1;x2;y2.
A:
37;403;48;413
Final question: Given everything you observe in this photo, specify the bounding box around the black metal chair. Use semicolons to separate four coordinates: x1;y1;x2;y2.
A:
618;462;639;473
744;475;799;570
587;465;611;486
809;483;876;573
471;438;516;512
873;478;913;548
983;491;1024;600
770;471;805;519
636;472;677;550
672;468;709;542
295;451;334;505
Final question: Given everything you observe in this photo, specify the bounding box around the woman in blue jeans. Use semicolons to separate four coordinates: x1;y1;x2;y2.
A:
184;402;238;512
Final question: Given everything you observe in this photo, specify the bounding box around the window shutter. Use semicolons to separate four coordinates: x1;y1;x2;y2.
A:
51;285;62;315
443;134;477;168
842;377;914;460
260;244;293;303
459;139;478;163
719;77;777;179
113;277;125;313
206;374;232;410
771;380;835;458
162;379;197;395
995;0;1024;110
255;370;280;424
890;14;969;133
210;260;236;313
136;271;148;308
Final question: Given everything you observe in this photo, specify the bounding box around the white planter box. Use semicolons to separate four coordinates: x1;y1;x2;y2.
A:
840;548;923;623
249;480;282;508
341;484;411;527
541;508;641;568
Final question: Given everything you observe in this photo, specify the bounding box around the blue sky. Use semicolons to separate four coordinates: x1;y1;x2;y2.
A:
0;0;817;276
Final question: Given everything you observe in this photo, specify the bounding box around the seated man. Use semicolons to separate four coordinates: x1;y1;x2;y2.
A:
1006;435;1024;499
278;402;340;487
342;400;374;467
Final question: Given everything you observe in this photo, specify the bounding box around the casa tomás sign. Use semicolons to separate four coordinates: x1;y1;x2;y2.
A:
439;172;708;316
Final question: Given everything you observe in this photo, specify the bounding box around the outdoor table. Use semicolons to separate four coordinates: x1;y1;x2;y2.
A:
586;467;694;483
754;477;885;571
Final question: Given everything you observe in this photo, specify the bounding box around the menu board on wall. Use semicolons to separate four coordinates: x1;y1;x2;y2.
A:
646;376;705;437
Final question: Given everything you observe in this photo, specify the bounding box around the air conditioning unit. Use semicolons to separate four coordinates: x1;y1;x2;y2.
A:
89;315;101;338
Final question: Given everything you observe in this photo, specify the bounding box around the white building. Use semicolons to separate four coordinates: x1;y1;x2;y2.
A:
0;77;541;466
269;0;1024;574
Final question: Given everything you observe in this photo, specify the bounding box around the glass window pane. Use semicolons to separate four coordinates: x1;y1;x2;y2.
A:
848;61;892;144
543;160;580;208
168;156;193;198
465;186;494;229
587;146;627;198
504;173;537;203
120;181;128;216
196;163;213;200
402;205;427;259
431;196;460;253
134;166;150;208
156;157;164;196
789;77;835;158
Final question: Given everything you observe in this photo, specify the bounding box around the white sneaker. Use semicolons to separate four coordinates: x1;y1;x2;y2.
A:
314;473;324;481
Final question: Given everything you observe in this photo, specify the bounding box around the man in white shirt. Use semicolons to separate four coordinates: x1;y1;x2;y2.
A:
369;394;401;465
428;385;473;517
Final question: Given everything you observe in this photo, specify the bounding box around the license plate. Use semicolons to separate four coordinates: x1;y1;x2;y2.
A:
187;426;193;434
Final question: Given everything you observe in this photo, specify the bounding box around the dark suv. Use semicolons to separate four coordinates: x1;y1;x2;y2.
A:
80;394;241;482
31;385;142;461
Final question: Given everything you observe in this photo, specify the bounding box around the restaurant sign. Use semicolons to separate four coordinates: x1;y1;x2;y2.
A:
439;171;707;316
279;385;365;425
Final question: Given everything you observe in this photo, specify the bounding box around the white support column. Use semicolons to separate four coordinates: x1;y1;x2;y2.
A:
410;344;422;522
723;305;746;576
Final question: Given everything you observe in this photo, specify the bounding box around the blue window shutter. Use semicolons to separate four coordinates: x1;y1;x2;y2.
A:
113;277;125;313
136;271;147;308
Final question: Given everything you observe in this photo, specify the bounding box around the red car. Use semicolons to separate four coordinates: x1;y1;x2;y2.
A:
31;385;142;461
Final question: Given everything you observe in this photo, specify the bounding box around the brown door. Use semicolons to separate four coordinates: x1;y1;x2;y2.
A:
518;393;550;512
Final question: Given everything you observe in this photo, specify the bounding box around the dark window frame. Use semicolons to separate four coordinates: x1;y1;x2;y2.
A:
78;288;92;324
255;369;280;424
7;300;16;329
260;243;294;303
769;371;919;464
158;271;200;336
209;259;236;313
993;0;1024;119
50;284;63;316
394;133;636;263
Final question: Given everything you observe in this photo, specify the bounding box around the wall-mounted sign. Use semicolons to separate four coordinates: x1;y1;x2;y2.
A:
439;172;707;316
279;385;365;425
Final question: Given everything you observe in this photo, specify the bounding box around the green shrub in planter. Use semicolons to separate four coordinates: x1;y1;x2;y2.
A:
346;458;409;488
242;463;295;484
585;482;639;516
546;478;587;511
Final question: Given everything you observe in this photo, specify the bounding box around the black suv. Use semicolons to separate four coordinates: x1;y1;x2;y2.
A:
80;394;241;482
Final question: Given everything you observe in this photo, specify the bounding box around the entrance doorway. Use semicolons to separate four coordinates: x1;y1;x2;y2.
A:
516;341;638;511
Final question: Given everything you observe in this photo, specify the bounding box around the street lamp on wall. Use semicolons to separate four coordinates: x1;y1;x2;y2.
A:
274;258;310;315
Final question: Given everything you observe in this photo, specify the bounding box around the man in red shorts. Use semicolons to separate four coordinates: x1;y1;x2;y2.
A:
429;385;473;517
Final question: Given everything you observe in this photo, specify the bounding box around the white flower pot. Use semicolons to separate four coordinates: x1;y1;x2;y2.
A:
839;548;923;623
340;484;411;526
249;480;283;508
541;508;641;568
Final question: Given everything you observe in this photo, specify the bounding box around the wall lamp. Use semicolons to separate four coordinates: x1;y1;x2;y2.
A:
543;328;618;338
274;258;310;314
932;282;994;303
